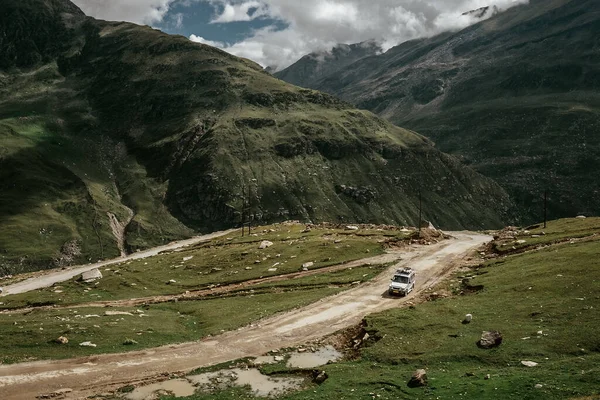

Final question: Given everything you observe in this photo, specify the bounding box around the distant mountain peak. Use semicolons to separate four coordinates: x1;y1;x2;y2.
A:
274;40;382;86
462;5;500;19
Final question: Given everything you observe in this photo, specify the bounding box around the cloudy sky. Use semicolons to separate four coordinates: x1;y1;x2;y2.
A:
71;0;528;70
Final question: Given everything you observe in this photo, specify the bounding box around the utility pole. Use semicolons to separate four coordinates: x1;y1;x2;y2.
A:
418;189;422;235
247;185;251;235
543;190;548;229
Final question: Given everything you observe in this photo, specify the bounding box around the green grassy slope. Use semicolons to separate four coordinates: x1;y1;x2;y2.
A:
174;218;600;400
0;223;393;363
278;0;600;224
0;0;515;274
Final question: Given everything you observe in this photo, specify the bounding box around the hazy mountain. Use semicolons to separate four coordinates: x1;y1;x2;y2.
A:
275;40;382;88
0;0;514;274
277;0;600;222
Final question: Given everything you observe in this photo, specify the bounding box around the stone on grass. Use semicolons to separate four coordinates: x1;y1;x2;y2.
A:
259;241;274;249
302;262;314;269
345;225;359;231
79;341;97;347
312;370;329;384
104;311;133;316
477;331;503;349
407;369;427;388
521;360;538;367
462;313;473;324
81;269;102;283
55;336;69;344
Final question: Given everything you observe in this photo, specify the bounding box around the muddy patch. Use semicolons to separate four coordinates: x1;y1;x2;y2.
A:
286;346;342;369
124;379;196;400
188;368;303;397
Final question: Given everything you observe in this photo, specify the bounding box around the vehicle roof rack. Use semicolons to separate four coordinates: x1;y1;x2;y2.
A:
395;267;413;275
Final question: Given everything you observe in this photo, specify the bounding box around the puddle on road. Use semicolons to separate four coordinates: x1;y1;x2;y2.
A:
121;347;341;399
125;379;196;400
188;368;303;397
287;346;342;369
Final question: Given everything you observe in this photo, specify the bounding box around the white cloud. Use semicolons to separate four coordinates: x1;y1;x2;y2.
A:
189;34;227;48
72;0;529;70
174;13;184;28
195;0;529;69
71;0;175;25
212;1;266;22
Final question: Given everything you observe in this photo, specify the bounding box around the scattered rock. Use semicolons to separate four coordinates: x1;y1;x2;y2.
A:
462;313;473;324
167;279;177;284
183;256;194;261
407;369;427;388
516;240;527;244
345;225;359;231
485;374;491;380
477;331;503;349
79;341;97;347
312;370;329;384
80;269;102;283
104;311;133;316
37;388;73;399
274;356;284;362
302;262;314;269
576;215;587;219
55;336;68;345
259;241;274;249
535;384;543;389
245;267;253;270
268;268;278;272
521;360;538;367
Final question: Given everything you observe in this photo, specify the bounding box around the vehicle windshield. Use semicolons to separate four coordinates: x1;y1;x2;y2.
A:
393;275;409;283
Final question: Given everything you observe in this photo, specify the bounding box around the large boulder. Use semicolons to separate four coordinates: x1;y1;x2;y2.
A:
407;369;427;388
259;241;274;249
477;331;503;349
80;268;102;283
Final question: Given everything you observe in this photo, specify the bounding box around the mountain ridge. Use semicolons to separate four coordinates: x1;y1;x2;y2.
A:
275;0;600;222
0;0;515;274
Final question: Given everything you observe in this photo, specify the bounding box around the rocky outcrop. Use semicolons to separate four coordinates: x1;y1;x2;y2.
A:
407;369;427;388
477;331;503;349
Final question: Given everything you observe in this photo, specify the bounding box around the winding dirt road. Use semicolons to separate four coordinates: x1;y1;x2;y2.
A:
0;232;490;399
0;229;236;297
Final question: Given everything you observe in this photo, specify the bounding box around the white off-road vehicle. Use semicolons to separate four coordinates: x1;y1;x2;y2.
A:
388;267;415;296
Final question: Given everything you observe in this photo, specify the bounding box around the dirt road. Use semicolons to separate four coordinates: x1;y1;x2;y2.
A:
0;230;236;297
0;232;490;399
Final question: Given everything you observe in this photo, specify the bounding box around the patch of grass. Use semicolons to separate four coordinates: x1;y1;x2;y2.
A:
175;219;600;400
0;263;380;363
277;227;600;399
494;217;600;253
1;224;392;309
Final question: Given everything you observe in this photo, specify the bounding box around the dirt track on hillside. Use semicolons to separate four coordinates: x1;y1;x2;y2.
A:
0;229;237;297
0;232;490;400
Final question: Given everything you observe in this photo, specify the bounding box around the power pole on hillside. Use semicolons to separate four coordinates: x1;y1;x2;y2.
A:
241;185;252;237
543;190;548;229
418;189;423;235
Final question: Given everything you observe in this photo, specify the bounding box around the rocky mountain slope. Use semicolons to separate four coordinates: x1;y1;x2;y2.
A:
274;40;381;88
276;0;600;223
0;0;514;274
